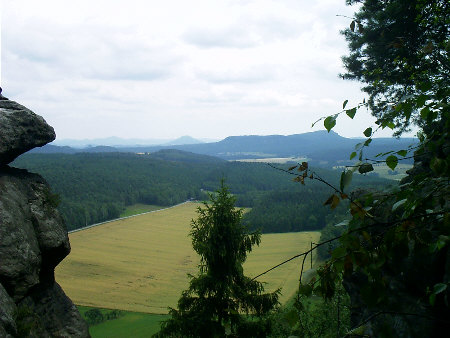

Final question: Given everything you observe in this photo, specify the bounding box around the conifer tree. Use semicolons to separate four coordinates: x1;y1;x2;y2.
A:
154;181;279;337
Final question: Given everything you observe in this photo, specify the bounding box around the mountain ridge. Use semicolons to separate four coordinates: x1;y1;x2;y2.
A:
30;130;417;164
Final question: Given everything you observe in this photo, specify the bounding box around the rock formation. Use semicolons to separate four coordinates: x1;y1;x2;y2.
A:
0;99;90;337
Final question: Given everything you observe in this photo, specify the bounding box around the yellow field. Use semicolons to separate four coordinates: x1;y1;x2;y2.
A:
56;202;320;314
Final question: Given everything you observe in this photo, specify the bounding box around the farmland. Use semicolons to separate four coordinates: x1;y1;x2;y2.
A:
56;202;320;314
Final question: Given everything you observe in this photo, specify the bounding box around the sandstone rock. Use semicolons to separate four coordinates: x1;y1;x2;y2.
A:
0;99;89;337
0;166;71;300
0;100;55;165
20;282;90;337
0;283;17;337
0;166;88;337
0;168;42;300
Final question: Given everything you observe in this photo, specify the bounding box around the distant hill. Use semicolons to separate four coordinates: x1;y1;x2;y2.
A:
28;144;77;154
30;130;417;165
53;136;169;147
28;144;118;154
53;135;204;148
162;136;204;146
121;130;417;164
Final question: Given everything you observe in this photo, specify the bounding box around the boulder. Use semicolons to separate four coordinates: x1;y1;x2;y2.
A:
0;100;55;165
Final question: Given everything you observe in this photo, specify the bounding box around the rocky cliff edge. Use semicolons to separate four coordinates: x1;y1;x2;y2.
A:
0;98;90;337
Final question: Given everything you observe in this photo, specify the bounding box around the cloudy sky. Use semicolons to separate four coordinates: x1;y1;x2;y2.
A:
1;0;396;141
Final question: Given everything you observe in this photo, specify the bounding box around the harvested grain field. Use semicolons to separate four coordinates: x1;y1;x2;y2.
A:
56;202;320;314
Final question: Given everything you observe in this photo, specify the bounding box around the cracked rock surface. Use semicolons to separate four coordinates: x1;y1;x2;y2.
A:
0;99;89;337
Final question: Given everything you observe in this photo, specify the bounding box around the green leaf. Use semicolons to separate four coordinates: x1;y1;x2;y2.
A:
358;163;374;174
416;94;427;107
355;142;363;150
332;246;346;259
363;127;372;137
386;155;398;170
430;157;445;174
298;283;313;297
346;107;357;119
340;170;353;192
418;81;432;92
324;116;336;132
392;199;407;211
429;293;436;306
396;150;407;157
433;283;447;295
350;152;357;160
387;122;395;129
364;138;372;146
343;99;349;109
334;219;350;227
403;102;413;120
420;106;430;120
436;235;448;250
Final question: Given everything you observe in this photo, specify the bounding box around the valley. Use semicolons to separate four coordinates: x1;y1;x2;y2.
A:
56;202;320;314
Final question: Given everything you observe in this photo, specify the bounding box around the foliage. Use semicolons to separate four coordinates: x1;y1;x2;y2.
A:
243;189;348;233
154;182;279;337
341;0;449;136
13;152;388;231
292;282;350;338
317;221;348;260
14;305;41;337
83;308;124;327
242;167;388;234
84;309;105;326
295;0;450;336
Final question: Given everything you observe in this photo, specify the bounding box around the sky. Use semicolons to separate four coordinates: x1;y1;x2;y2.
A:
1;0;400;141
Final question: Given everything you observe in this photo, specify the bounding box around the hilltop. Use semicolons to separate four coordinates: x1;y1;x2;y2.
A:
31;130;416;165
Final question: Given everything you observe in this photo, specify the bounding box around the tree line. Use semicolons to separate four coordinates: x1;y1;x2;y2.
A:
12;150;389;231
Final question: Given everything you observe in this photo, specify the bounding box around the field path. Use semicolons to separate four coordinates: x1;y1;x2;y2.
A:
56;202;320;314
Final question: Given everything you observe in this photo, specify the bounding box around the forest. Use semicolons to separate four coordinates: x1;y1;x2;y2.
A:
12;149;389;231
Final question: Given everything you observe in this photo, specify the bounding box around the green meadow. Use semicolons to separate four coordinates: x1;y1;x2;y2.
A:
78;306;169;338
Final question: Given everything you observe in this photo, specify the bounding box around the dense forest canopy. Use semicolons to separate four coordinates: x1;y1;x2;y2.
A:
13;150;390;231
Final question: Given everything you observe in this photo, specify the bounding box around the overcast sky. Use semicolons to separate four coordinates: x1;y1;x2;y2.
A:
1;0;398;141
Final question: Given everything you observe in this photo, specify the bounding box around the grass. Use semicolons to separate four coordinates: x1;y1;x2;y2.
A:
78;306;169;337
56;202;320;314
119;204;164;217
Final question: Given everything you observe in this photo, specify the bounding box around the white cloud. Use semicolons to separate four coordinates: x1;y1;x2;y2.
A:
1;0;397;140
